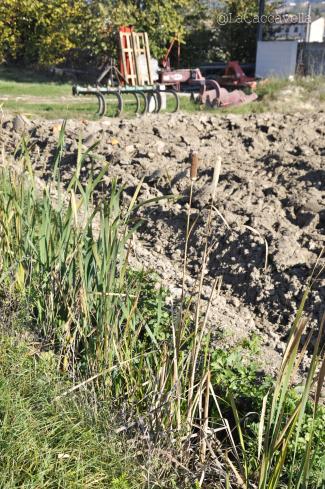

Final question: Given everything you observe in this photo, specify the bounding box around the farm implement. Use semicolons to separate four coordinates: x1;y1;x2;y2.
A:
72;27;257;117
72;27;179;117
72;84;179;117
159;66;258;107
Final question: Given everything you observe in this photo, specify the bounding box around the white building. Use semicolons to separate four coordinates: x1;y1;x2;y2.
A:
309;17;325;42
270;16;325;42
201;0;220;7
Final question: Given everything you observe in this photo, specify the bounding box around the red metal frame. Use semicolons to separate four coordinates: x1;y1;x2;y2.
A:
119;26;134;84
161;36;181;70
219;61;257;89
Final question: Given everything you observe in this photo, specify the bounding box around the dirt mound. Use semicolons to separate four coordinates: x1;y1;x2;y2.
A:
1;111;324;372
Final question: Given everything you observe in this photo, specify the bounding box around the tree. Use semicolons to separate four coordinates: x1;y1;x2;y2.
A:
0;0;33;63
0;0;100;66
0;0;205;68
211;0;278;63
98;0;199;60
35;0;100;66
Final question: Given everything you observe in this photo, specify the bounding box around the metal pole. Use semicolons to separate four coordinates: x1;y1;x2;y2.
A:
305;2;312;42
257;0;266;42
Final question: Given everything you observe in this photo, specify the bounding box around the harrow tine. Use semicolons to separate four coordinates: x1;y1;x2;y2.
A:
96;92;106;117
137;91;148;115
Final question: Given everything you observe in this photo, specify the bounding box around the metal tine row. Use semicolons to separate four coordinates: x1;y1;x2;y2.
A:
72;85;179;117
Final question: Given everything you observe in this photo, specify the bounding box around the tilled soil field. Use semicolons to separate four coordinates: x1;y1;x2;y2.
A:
1;111;324;372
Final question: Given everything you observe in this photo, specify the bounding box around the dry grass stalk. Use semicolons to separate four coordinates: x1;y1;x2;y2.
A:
200;370;211;465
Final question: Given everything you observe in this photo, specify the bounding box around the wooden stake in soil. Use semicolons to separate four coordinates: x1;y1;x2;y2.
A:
190;151;199;181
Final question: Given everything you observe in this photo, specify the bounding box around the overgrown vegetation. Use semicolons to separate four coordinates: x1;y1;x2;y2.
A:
0;133;324;487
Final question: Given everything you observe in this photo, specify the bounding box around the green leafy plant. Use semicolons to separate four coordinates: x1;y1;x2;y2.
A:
211;342;273;406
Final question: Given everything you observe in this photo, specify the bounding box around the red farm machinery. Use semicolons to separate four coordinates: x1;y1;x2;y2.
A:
72;27;257;117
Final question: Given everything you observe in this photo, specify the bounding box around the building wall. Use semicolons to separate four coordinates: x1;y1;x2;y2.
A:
268;18;325;42
256;41;298;78
309;17;325;42
272;23;306;41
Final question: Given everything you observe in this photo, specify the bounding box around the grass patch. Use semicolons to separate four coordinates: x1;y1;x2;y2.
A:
255;78;289;100
0;66;71;98
211;338;325;488
319;92;325;103
0;79;70;98
2;99;103;120
295;76;325;93
2;65;324;119
0;334;144;488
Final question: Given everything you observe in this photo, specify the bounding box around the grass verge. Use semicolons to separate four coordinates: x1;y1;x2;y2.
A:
2;65;325;119
0;332;146;488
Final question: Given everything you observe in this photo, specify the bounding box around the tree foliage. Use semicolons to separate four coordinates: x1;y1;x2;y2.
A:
212;0;259;63
99;0;200;60
0;0;100;66
0;0;271;68
0;0;199;66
